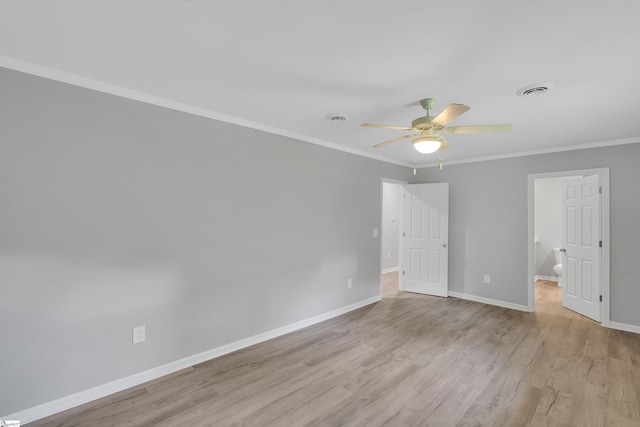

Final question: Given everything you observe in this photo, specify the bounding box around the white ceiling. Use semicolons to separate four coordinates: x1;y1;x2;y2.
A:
2;0;640;167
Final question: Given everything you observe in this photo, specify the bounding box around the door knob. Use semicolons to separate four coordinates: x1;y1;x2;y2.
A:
442;243;447;248
560;248;566;252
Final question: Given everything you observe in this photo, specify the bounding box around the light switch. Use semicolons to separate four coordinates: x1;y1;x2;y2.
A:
373;228;379;238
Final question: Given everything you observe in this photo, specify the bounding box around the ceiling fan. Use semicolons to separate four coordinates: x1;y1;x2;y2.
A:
362;98;513;154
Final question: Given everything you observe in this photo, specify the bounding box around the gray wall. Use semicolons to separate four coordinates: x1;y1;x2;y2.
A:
0;68;410;415
413;143;640;327
382;182;402;271
534;176;576;278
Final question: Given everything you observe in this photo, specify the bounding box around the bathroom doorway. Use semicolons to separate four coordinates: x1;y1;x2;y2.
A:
527;168;610;325
533;175;580;285
532;175;579;316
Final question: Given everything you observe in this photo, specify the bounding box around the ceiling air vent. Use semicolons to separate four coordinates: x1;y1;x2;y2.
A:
516;83;554;97
325;114;348;121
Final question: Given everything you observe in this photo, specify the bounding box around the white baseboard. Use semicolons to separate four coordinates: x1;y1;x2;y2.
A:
3;295;381;424
382;266;399;274
448;291;530;313
608;321;640;335
534;275;558;282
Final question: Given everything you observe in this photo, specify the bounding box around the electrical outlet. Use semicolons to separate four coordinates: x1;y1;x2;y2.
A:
347;278;353;288
132;325;146;344
484;275;491;284
387;251;391;259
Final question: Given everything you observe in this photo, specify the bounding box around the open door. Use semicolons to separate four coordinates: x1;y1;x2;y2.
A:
562;175;601;321
401;183;449;297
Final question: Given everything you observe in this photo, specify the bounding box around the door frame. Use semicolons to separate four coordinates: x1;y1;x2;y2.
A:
526;167;610;326
380;178;408;295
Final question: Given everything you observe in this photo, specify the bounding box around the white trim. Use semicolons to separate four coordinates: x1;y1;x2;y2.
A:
534;275;558;282
4;56;639;172
382;266;399;274
448;291;530;313
527;168;610;324
609;321;640;335
417;138;640;168
601;170;611;327
0;56;411;168
2;295;381;424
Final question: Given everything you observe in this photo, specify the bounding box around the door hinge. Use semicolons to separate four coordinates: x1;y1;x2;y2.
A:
599;186;602;194
599;240;602;248
599;295;603;302
403;232;405;238
402;270;405;276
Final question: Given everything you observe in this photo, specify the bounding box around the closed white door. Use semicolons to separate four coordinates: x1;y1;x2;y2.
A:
402;183;449;297
562;175;601;321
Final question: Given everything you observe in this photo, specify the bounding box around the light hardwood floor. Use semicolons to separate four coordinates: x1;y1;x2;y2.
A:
27;275;640;426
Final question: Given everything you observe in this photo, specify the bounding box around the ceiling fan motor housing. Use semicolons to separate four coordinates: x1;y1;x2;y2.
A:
412;116;443;131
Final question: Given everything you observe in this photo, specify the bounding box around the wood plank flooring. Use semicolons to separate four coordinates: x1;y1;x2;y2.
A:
27;276;640;426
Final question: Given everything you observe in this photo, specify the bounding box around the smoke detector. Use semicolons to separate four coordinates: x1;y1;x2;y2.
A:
325;113;349;121
516;83;554;96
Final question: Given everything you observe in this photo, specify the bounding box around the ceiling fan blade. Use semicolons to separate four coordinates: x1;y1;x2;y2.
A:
439;136;451;150
361;123;413;131
372;134;417;148
444;124;514;134
431;104;470;127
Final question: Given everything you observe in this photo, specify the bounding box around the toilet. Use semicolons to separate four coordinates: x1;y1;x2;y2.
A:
553;248;563;287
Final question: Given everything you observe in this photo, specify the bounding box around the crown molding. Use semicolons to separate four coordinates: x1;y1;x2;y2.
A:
3;56;638;172
416;137;640;169
0;56;412;168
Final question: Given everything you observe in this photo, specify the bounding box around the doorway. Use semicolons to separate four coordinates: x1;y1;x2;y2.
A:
532;175;580;317
527;168;610;325
380;179;450;299
380;178;406;297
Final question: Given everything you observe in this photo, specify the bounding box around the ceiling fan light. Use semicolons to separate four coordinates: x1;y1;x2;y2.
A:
412;137;442;154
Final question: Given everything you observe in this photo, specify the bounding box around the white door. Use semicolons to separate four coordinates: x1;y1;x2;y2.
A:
562;175;601;321
402;183;449;297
